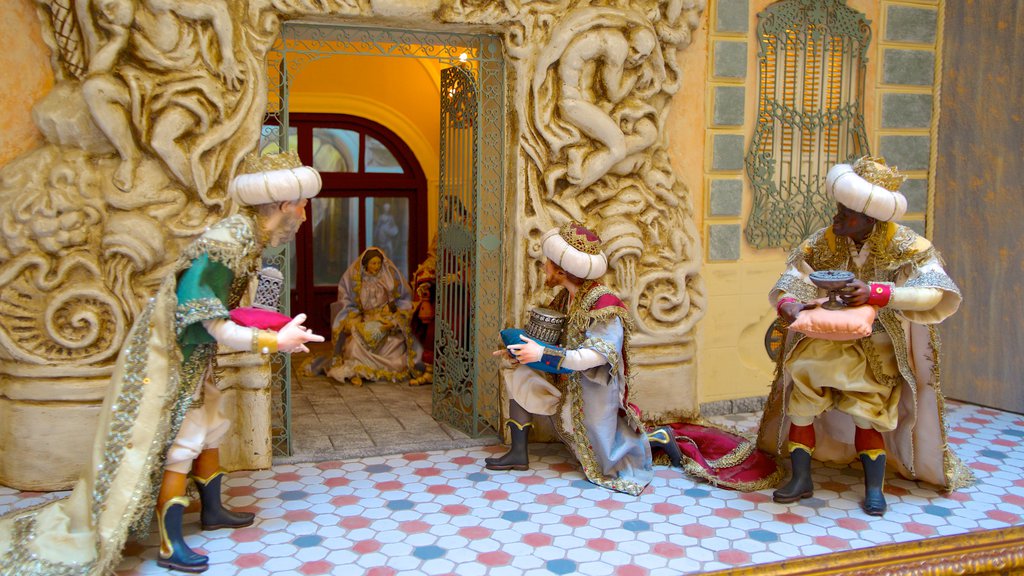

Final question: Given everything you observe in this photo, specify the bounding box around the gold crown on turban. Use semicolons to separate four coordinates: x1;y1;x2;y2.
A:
560;221;603;255
238;150;304;175
853;156;907;193
541;221;608;280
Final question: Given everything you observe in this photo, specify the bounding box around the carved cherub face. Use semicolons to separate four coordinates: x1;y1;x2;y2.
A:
626;29;657;67
97;0;135;27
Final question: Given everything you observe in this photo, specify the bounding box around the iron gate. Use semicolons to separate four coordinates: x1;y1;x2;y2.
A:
433;64;503;437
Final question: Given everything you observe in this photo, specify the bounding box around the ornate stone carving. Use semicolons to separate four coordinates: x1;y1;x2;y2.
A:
1;0;707;487
500;1;706;378
440;0;707;420
80;0;249;197
0;0;289;374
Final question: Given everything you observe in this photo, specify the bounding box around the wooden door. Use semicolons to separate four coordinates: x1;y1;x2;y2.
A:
932;2;1024;412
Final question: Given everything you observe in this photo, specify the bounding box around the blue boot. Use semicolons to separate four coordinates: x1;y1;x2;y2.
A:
157;497;209;573
193;471;256;530
773;445;814;503
648;426;683;467
859;451;888;516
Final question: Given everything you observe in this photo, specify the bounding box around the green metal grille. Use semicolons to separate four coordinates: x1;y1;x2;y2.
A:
745;0;872;249
433;40;505;438
263;45;292;457
262;246;292;457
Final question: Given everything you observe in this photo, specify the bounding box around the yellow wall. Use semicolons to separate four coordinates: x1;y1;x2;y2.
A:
672;0;935;406
287;54;442;240
0;0;52;167
874;0;939;237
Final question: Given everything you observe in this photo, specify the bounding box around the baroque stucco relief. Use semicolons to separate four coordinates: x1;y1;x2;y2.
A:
441;0;707;420
0;0;705;488
0;0;332;489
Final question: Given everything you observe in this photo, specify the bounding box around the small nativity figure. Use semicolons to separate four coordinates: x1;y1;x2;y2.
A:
409;236;438;386
326;247;418;386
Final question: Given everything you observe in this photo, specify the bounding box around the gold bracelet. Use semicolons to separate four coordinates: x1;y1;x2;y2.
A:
254;330;279;354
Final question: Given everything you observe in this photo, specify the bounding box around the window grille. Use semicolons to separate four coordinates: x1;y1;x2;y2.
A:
745;0;872;249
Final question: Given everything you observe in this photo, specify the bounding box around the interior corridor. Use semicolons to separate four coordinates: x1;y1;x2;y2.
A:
281;345;496;465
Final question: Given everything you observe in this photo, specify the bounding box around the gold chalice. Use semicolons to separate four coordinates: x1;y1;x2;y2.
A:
809;270;855;310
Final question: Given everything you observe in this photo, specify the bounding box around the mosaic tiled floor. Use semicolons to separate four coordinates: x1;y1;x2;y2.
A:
2;401;1023;575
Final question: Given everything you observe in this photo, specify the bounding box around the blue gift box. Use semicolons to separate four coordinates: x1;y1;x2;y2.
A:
500;328;572;374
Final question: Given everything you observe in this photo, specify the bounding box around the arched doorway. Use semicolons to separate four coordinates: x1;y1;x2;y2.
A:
263;113;429;337
261;26;505;457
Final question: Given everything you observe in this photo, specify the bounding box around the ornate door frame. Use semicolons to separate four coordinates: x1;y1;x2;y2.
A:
264;23;506;451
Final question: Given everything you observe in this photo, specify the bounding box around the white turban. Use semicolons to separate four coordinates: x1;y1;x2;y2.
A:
541;221;608;280
826;156;908;222
229;152;322;206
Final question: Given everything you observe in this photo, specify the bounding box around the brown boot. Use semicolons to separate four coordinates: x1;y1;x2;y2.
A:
484;419;532;471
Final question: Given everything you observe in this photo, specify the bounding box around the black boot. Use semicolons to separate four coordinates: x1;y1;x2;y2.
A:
860;451;888;516
157;497;209;573
773;446;814;503
648;426;683;467
193;471;256;530
484;419;532;471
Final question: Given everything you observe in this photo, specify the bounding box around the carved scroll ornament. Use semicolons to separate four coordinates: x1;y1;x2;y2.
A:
492;0;707;342
2;0;705;376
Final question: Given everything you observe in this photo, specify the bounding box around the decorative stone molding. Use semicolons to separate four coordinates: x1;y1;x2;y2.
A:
0;0;707;488
440;0;708;421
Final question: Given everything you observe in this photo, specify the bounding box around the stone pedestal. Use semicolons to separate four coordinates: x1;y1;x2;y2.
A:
216;351;274;472
631;346;700;424
0;351;273;492
0;377;106;491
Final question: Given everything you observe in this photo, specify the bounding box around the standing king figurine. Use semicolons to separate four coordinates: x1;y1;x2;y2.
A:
758;156;973;516
0;152;324;574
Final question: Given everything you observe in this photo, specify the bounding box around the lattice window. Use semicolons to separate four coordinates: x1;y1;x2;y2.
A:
745;0;872;249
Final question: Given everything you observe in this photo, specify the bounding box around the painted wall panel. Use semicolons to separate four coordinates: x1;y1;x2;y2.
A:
0;0;52;166
933;0;1024;413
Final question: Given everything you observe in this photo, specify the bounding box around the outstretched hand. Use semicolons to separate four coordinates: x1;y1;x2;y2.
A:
278;313;324;353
